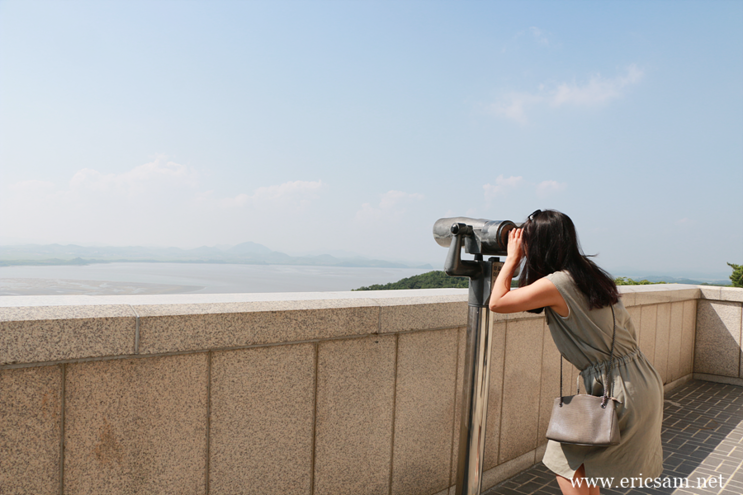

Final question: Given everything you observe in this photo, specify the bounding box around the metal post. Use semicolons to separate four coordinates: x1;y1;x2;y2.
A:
434;218;515;495
455;261;503;495
433;217;517;495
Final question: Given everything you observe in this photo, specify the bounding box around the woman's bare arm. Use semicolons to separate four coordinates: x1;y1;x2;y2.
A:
488;228;569;316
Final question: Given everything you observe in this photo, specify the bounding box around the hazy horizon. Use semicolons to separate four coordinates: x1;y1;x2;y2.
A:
0;240;734;282
1;1;741;277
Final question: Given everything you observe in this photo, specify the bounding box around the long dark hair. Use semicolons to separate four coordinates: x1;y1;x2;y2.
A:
519;209;618;312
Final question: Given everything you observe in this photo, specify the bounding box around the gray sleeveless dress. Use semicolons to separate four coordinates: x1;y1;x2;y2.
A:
541;271;664;484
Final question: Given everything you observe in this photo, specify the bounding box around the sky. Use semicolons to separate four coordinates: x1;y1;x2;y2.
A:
1;0;741;278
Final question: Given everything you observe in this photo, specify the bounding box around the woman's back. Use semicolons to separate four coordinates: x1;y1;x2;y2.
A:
544;271;638;371
541;270;664;485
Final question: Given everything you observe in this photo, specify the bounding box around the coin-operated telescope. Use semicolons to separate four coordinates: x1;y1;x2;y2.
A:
433;217;519;495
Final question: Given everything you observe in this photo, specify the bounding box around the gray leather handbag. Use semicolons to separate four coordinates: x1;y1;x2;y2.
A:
545;306;621;447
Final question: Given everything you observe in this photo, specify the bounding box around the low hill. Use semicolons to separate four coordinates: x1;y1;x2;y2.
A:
354;270;468;290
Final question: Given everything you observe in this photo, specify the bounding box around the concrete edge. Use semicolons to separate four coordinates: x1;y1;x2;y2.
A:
692;373;743;387
664;374;694;394
443;449;540;495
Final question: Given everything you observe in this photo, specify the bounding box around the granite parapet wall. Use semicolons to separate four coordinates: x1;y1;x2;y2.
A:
2;285;741;495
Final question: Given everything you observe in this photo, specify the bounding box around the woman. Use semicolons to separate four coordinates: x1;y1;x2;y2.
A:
488;210;663;495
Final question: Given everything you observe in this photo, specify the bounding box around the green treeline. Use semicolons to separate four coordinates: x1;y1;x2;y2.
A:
729;263;743;288
354;270;469;290
356;264;743;291
614;277;667;286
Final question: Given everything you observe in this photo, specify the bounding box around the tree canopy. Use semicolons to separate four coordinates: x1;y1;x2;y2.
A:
729;263;743;288
355;270;468;290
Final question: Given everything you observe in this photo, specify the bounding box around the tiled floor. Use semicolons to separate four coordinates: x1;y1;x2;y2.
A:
482;380;743;495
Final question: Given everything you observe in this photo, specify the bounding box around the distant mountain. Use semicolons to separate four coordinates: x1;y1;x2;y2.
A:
227;241;275;256
631;275;732;286
0;243;433;270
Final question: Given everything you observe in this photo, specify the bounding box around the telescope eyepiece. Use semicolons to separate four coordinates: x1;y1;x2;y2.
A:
451;223;473;236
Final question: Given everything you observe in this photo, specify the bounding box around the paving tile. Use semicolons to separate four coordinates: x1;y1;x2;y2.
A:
482;380;743;495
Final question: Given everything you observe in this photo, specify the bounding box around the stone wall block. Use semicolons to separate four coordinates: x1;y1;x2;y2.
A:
654;304;671;384
136;301;379;354
633;290;671;306
0;365;62;495
64;354;208;495
720;288;743;303
483;321;507;471
498;318;543;464
667;288;702;302
537;320;560;443
694;300;742;377
639;305;658;367
699;287;722;300
626;306;641;343
569;362;581;396
391;329;459;495
619;291;636;308
210;344;315;495
0;306;135;365
377;297;467;333
681;300;697;376
668;302;684;382
449;327;466;483
314;336;397;495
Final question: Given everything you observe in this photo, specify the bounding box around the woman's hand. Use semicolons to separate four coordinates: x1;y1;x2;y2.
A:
507;227;523;265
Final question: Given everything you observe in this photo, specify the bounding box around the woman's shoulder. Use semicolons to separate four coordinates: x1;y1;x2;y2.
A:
545;270;574;287
545;270;583;304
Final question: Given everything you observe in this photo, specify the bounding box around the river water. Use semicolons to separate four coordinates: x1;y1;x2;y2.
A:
0;263;434;296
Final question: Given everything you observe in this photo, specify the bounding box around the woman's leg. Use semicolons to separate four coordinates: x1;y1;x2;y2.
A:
555;465;601;495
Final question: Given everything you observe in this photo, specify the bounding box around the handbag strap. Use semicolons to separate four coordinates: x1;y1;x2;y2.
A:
559;305;617;407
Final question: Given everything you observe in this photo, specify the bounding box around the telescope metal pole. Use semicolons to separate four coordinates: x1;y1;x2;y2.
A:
435;218;516;495
454;260;503;495
440;222;507;494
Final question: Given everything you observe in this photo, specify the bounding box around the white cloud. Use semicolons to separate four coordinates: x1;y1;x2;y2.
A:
536;180;567;198
11;179;56;193
482;177;567;201
220;180;325;210
355;190;424;223
492;65;644;124
483;175;524;199
253;180;324;202
492;94;541;125
0;158;327;246
69;157;198;195
530;27;550;46
552;65;643;107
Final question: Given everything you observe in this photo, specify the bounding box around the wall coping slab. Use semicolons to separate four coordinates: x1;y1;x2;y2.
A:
1;285;739;368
